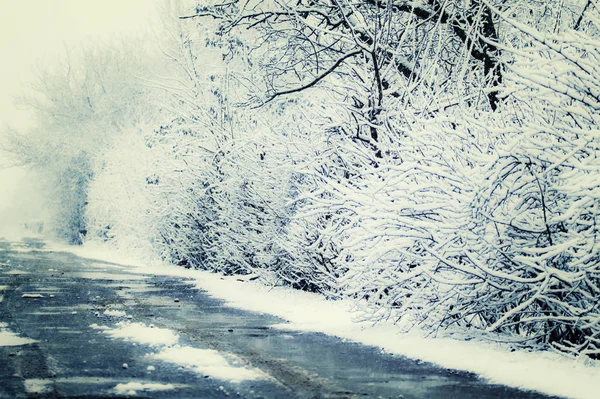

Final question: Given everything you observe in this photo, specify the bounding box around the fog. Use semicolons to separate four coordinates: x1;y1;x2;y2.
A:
0;0;157;239
0;165;46;238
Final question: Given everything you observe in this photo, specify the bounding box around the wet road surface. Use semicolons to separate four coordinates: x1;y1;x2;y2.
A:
0;239;561;398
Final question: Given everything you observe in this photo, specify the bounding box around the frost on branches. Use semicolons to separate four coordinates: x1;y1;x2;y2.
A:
468;5;600;357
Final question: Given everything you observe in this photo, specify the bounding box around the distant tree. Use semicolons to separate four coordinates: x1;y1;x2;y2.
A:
3;39;162;243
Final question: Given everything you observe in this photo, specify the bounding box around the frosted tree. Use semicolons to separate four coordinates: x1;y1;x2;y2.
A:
4;39;162;243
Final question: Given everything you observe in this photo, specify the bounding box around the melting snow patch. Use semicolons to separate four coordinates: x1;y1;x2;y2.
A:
0;329;38;346
148;346;269;383
24;379;53;394
104;309;126;317
89;324;112;331
0;285;9;291
113;382;176;396
104;322;179;346
6;270;29;275
99;320;268;383
22;293;44;298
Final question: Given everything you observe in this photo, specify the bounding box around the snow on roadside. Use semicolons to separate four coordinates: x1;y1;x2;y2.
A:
53;242;600;399
41;241;147;267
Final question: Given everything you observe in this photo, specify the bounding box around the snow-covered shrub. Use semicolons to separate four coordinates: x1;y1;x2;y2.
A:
204;122;300;276
85;125;159;255
464;12;600;356
298;110;490;325
332;7;600;357
47;152;93;244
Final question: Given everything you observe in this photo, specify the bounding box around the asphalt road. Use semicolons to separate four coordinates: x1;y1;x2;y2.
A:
0;239;561;399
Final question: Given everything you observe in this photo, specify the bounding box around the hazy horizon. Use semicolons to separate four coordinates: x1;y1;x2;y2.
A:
0;0;158;239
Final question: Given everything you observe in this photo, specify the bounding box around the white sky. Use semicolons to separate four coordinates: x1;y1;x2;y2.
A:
0;0;160;236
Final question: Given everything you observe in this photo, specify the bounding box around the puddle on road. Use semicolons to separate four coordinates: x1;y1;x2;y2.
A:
38;326;78;330
126;293;184;308
28;304;95;312
117;284;163;294
375;374;464;392
27;286;62;292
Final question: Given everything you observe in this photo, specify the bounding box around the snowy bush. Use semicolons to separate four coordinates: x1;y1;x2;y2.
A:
465;8;600;357
331;5;600;357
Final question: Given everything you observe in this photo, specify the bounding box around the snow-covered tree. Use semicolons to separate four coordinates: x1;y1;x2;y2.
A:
4;39;162;243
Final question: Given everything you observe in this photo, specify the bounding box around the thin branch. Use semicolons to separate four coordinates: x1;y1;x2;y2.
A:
261;49;362;105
